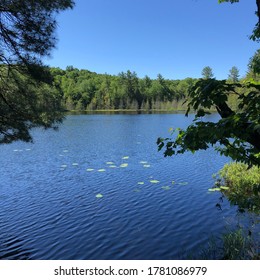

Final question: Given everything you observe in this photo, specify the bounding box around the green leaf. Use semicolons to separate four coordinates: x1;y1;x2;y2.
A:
196;109;206;117
150;180;160;183
178;182;188;186
208;188;221;192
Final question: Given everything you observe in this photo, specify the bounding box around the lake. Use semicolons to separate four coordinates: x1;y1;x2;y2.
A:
0;113;240;259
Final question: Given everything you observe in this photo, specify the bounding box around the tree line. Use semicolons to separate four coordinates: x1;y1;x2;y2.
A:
49;67;196;111
49;65;243;112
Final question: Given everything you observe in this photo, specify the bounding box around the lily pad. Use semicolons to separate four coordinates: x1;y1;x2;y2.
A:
122;156;129;159
162;186;171;190
96;193;103;198
208;188;221;192
98;169;106;172
86;168;94;172
109;165;117;168
150;180;160;184
106;162;114;165
120;163;128;168
178;182;188;186
137;182;145;185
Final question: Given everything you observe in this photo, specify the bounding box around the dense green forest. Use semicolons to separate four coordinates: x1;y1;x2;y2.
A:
50;67;198;111
49;65;257;112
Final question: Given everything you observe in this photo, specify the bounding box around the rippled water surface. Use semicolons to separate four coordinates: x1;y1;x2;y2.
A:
0;114;237;259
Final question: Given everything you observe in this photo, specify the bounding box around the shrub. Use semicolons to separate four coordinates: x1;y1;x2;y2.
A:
218;162;260;213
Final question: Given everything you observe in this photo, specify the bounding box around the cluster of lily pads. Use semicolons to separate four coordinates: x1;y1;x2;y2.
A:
58;150;190;199
133;179;189;194
96;180;189;199
59;153;153;172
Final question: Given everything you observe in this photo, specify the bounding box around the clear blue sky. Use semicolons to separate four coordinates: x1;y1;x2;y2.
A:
45;0;259;80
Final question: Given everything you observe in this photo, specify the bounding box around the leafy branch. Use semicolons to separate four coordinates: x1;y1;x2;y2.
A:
157;79;260;166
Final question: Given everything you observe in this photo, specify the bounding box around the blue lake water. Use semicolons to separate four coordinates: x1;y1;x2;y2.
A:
0;113;239;259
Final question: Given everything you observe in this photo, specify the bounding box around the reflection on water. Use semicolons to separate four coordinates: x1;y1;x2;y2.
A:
67;110;188;116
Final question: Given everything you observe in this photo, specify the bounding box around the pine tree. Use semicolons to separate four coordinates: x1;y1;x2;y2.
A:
0;0;74;143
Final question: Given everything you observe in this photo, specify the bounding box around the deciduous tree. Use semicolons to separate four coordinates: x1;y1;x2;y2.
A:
157;1;260;167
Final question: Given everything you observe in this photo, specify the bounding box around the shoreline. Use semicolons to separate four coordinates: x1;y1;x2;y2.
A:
64;108;217;114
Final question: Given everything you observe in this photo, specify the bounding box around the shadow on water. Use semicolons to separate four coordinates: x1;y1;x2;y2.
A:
0;235;33;260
